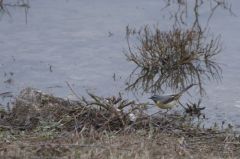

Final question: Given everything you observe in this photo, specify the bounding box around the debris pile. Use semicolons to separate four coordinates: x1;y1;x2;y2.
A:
0;88;220;137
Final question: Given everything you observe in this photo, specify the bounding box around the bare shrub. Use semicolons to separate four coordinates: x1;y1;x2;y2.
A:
162;0;235;32
125;26;222;94
0;0;30;23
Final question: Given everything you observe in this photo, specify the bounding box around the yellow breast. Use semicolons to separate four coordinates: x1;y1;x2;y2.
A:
155;100;176;109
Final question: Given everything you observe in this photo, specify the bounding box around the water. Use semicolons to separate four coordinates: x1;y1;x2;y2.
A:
0;0;240;127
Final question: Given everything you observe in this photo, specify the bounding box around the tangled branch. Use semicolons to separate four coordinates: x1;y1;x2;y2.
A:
125;26;222;94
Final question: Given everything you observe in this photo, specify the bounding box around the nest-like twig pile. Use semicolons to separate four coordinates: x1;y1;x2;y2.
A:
0;88;228;138
0;88;141;132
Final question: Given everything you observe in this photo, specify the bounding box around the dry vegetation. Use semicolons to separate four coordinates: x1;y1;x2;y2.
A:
125;26;222;94
0;88;240;159
0;0;29;23
124;0;234;95
162;0;235;32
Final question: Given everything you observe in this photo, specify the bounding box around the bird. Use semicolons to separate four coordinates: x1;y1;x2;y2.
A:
149;84;196;110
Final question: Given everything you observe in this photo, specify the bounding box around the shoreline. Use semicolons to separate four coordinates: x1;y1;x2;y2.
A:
0;88;239;158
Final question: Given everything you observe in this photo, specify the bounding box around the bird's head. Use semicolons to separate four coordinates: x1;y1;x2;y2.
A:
149;95;160;102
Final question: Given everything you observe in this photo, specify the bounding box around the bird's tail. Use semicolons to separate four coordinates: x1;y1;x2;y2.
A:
175;84;196;99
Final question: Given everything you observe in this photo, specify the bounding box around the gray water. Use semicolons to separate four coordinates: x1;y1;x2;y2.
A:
1;0;240;127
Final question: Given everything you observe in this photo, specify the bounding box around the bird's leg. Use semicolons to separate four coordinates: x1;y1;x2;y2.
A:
163;109;170;117
165;109;170;113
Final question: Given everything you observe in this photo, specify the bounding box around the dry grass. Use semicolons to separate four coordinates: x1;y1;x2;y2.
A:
0;88;240;158
1;128;240;159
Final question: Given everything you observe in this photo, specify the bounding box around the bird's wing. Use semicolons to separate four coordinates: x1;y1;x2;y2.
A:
159;95;176;104
154;84;196;104
165;84;196;102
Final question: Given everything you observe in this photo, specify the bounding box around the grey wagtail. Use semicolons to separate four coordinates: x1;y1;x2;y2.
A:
149;84;196;109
